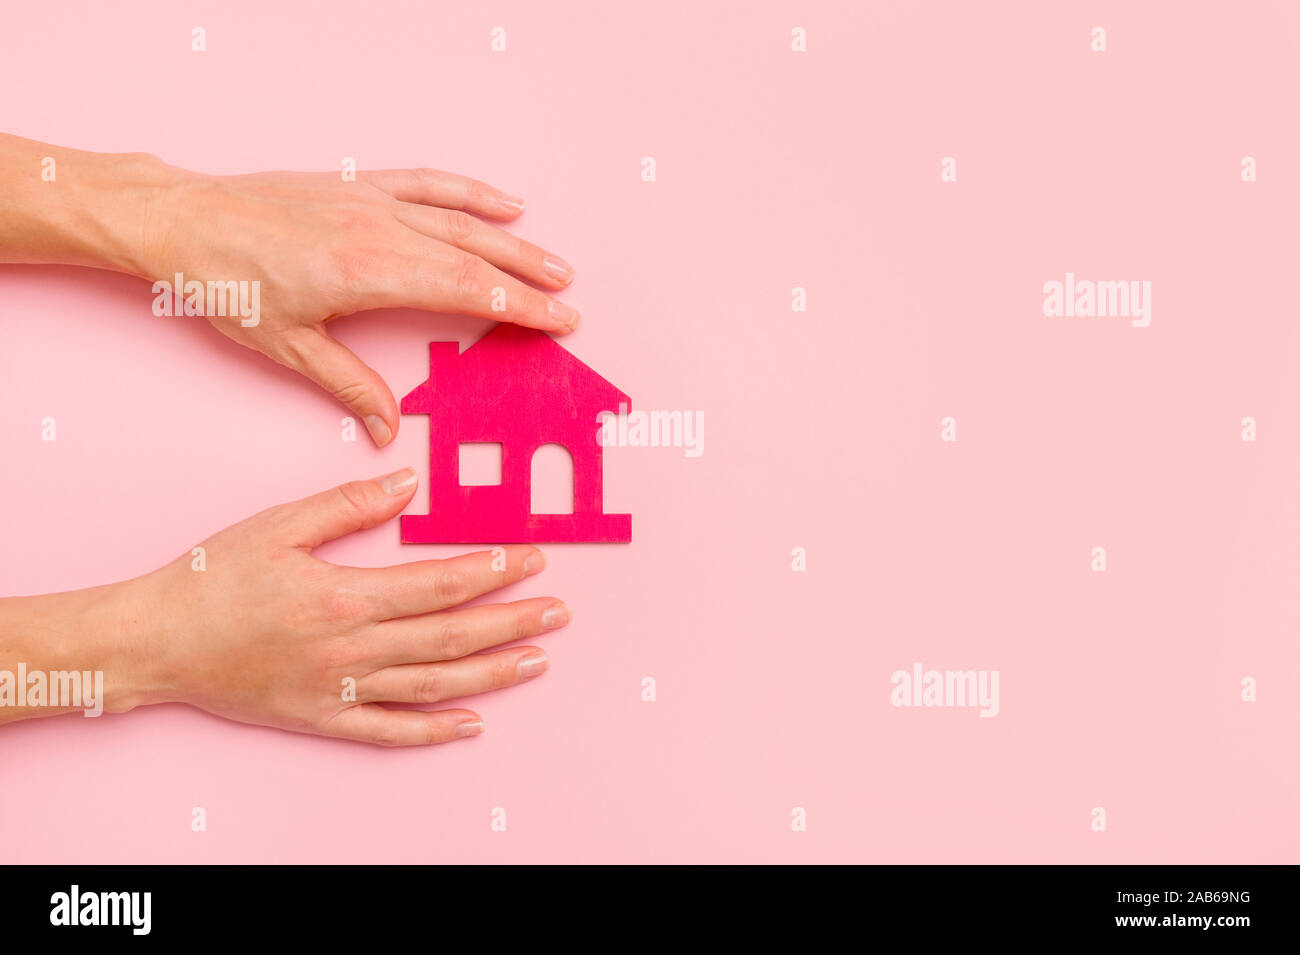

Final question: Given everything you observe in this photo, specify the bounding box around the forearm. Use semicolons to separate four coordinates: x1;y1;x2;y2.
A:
0;576;172;725
0;133;179;276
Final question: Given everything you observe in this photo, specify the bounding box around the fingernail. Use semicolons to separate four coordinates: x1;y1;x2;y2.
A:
547;299;581;331
543;255;574;286
517;651;549;680
364;414;393;447
498;193;525;214
454;719;485;738
541;602;570;630
523;549;546;575
379;466;417;496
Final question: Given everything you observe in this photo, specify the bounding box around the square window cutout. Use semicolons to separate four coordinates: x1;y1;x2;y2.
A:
459;442;503;486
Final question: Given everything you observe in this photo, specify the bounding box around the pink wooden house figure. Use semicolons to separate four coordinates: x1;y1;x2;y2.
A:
401;324;631;544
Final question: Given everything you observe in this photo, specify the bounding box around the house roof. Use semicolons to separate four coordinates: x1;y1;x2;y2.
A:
402;323;630;415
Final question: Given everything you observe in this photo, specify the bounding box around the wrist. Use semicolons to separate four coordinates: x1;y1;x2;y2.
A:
94;572;184;710
0;135;190;277
58;150;192;278
0;577;171;722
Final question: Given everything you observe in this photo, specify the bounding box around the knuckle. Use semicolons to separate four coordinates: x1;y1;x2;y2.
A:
521;286;550;319
424;720;448;745
319;587;372;623
433;569;471;608
279;600;315;633
372;728;400;747
515;235;538;264
511;606;536;640
271;337;307;374
492;655;518;687
453;252;486;300
414;666;444;703
337;208;386;234
335;482;374;519
332;246;388;285
319;639;360;670
335;481;371;514
444;210;477;244
434;617;470;658
328;378;370;409
465;178;492;203
414;167;442;190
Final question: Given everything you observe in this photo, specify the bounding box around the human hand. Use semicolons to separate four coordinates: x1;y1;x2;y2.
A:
104;468;568;745
141;164;580;446
0;134;580;448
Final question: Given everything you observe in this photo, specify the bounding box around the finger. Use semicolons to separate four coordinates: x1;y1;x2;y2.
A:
347;545;546;619
281;326;399;446
265;468;419;549
359;168;524;221
384;244;580;333
391;204;574;290
324;704;483;747
369;597;569;667
356;647;550;704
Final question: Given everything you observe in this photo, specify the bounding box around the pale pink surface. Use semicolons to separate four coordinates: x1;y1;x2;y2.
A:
1;0;1298;863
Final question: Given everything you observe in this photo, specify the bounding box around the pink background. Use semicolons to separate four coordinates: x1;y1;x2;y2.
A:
2;1;1298;863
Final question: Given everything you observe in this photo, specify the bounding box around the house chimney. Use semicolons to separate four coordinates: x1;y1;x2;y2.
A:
428;341;459;394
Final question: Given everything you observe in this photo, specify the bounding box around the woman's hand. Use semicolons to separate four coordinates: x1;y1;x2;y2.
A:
0;134;580;447
141;166;581;446
0;468;570;745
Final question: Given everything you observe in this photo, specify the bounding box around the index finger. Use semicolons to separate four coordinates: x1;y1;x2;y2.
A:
386;244;582;333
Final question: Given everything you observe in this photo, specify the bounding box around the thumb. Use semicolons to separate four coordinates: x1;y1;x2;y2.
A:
288;328;399;446
274;468;419;549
